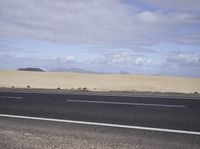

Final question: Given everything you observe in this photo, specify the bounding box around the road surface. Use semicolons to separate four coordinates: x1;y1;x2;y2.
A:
0;90;200;148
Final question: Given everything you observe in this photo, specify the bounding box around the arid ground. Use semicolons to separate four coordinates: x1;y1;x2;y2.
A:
0;70;199;93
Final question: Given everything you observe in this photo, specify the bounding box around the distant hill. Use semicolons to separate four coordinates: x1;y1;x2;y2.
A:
17;67;45;72
51;67;103;74
67;68;98;74
120;71;130;74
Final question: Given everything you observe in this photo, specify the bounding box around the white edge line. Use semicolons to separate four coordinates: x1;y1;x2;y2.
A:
0;114;199;135
67;99;186;108
0;96;23;99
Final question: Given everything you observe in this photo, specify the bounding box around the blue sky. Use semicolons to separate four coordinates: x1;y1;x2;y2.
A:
0;0;200;77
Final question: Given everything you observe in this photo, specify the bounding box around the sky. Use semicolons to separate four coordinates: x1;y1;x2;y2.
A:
0;0;200;77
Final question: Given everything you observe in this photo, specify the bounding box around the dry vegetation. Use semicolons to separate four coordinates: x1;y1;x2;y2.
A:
0;70;200;93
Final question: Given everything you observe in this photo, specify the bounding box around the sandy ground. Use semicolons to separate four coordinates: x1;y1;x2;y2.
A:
0;70;200;93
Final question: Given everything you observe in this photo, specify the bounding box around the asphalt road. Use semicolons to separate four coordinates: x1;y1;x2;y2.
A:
0;90;200;148
0;91;200;132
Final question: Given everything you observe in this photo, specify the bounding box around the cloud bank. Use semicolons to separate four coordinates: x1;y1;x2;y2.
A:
0;0;199;46
0;0;200;77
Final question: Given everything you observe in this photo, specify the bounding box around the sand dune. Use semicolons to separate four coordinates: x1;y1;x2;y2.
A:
0;70;200;93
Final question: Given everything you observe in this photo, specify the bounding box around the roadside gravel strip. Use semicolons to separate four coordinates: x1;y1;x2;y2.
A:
0;117;200;149
1;114;200;135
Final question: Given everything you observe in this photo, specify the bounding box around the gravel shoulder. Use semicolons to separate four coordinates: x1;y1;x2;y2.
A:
0;117;200;149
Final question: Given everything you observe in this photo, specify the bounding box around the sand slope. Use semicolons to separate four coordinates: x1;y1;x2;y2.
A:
0;70;200;93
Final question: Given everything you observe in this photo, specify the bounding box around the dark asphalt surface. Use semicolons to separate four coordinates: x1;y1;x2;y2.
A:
0;91;200;132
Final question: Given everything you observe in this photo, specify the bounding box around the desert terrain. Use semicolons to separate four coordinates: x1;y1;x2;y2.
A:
0;70;199;93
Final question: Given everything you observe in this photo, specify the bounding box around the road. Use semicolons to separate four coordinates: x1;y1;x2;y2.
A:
0;90;200;148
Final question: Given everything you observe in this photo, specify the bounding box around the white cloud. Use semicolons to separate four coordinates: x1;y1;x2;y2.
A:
97;52;152;66
167;52;200;66
0;54;79;70
134;57;151;65
57;55;76;63
138;11;159;22
0;0;199;46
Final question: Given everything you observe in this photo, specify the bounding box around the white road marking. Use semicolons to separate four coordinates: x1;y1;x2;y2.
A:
0;114;199;135
67;99;186;108
0;96;23;99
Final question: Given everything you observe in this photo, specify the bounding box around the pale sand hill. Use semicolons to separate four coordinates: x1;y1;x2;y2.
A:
0;70;200;93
